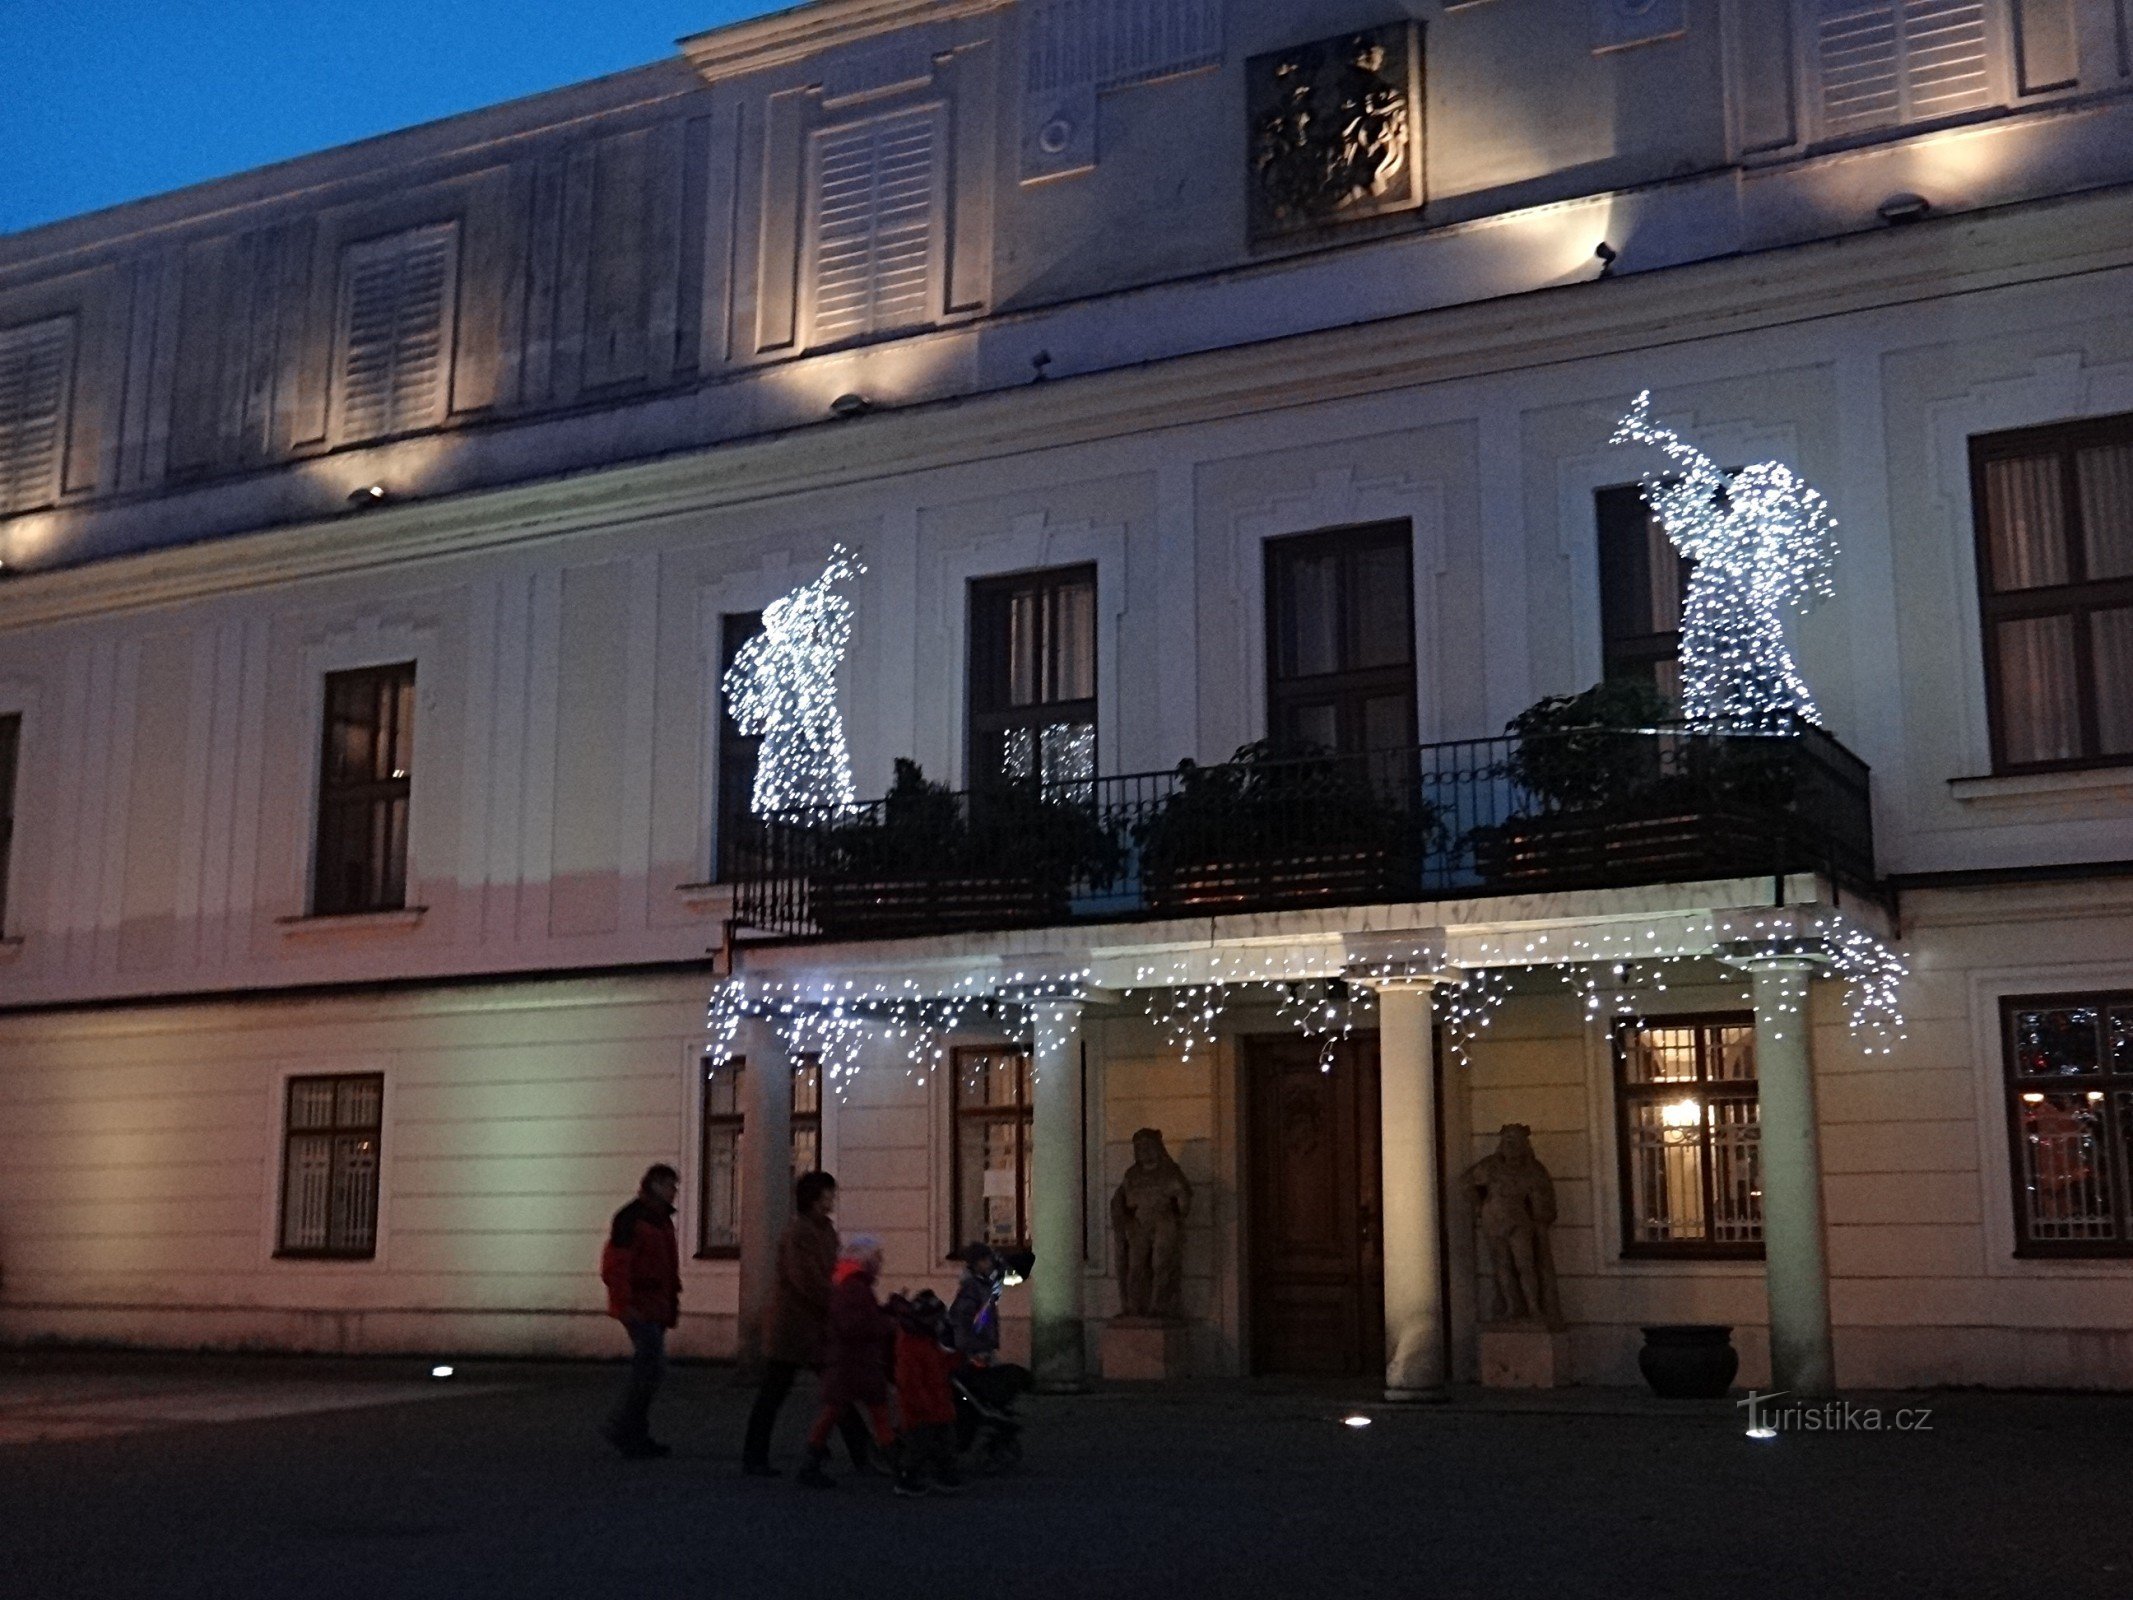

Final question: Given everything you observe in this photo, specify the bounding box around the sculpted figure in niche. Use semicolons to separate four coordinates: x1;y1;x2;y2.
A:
1468;1123;1562;1327
1111;1128;1194;1321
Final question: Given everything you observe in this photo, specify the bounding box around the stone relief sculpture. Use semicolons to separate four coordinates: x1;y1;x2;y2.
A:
1468;1123;1563;1327
1110;1128;1194;1320
1247;22;1423;240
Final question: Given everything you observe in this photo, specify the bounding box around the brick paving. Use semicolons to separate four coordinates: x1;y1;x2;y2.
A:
1;1351;2128;1599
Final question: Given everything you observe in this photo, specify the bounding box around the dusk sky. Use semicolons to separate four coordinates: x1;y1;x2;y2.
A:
0;1;788;234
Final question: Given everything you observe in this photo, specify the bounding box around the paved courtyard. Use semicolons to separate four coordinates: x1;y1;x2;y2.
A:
2;1350;2129;1599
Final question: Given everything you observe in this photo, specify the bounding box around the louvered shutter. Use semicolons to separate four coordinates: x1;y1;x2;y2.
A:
0;317;75;515
336;223;458;443
1815;0;1996;138
807;108;940;348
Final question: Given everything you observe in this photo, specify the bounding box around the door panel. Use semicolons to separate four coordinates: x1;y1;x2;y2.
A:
1247;1035;1385;1377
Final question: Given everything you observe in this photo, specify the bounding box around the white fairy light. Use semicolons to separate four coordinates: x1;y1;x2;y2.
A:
1612;392;1837;731
723;545;867;821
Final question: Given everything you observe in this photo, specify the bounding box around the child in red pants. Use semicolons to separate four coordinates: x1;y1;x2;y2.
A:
798;1238;900;1490
891;1289;962;1495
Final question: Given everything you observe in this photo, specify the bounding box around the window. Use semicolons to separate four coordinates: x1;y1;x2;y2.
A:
0;714;17;933
0;316;74;514
697;1055;825;1258
1812;1;1998;141
806;107;940;348
1265;523;1415;757
716;611;766;879
1614;1016;1763;1257
335;223;458;443
2003;993;2133;1256
278;1074;384;1259
313;664;416;917
967;566;1097;788
1970;415;2133;770
1595;484;1692;700
952;1046;1032;1251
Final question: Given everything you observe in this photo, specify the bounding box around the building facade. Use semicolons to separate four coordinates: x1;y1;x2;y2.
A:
1;0;2131;1392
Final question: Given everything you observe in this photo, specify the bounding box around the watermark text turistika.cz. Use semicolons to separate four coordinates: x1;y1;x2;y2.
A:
1738;1391;1934;1433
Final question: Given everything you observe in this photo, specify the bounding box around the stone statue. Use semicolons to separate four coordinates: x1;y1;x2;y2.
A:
1468;1123;1562;1327
1110;1128;1194;1321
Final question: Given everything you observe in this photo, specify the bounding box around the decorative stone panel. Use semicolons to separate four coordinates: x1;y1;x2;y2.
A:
1246;22;1424;242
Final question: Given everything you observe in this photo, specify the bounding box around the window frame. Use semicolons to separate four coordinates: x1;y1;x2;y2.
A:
1594;483;1693;695
1262;521;1417;758
2002;989;2133;1260
965;563;1100;791
696;1053;827;1261
275;1072;385;1262
1969;414;2133;774
0;712;19;935
311;662;417;917
1612;1012;1765;1262
1801;0;2010;149
949;1044;1034;1254
715;610;767;881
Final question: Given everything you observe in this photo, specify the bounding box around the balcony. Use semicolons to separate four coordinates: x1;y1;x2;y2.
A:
728;722;1877;942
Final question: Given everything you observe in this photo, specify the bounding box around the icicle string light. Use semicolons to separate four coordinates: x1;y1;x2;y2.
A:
1612;392;1838;731
722;544;867;821
706;913;1905;1098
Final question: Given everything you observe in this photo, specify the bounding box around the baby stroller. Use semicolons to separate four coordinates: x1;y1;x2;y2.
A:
953;1362;1031;1473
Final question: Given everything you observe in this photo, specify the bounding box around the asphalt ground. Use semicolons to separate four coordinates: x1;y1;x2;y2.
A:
2;1350;2129;1600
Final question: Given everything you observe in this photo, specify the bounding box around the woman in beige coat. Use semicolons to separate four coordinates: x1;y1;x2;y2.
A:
741;1171;871;1474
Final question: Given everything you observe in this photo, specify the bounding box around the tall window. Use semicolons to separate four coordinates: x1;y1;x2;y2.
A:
0;316;74;514
313;664;416;917
336;223;458;444
716;611;766;878
1614;1016;1763;1258
0;713;18;933
806;106;940;348
968;566;1097;788
952;1047;1032;1251
2003;992;2133;1256
1595;484;1692;700
698;1055;825;1258
1971;415;2133;770
1811;1;1998;142
1265;523;1415;756
278;1074;384;1259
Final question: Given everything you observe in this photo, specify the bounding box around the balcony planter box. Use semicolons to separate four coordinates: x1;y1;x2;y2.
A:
1143;847;1411;917
1469;806;1777;891
1637;1324;1740;1399
811;874;1067;939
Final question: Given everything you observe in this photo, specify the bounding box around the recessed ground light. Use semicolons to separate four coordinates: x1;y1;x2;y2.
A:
1343;1414;1373;1429
1745;1424;1778;1440
430;1364;455;1379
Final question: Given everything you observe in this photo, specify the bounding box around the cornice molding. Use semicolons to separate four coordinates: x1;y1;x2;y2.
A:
3;183;2130;631
678;0;1010;82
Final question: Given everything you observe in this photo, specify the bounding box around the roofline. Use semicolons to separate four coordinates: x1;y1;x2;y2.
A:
679;0;1010;81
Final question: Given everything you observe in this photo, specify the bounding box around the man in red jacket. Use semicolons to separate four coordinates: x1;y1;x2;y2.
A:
600;1164;682;1459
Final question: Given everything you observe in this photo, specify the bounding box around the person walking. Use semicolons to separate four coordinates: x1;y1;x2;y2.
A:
796;1236;903;1491
599;1163;682;1459
741;1170;871;1475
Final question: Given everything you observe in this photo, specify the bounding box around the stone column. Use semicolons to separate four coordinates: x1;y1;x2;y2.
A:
1743;956;1836;1396
1027;998;1089;1392
1375;980;1450;1401
735;1021;793;1373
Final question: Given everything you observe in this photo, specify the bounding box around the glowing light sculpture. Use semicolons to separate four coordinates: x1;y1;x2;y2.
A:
1611;392;1837;731
722;545;867;821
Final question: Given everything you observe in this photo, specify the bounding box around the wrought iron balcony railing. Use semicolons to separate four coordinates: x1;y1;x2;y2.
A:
728;722;1876;942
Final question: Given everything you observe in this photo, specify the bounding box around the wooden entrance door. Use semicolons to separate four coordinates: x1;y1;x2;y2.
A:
1246;1035;1385;1377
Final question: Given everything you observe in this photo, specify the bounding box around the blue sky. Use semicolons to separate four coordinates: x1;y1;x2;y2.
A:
0;1;788;234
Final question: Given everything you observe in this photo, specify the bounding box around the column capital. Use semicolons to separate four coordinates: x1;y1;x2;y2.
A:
996;957;1098;1007
1342;931;1457;991
1719;941;1836;975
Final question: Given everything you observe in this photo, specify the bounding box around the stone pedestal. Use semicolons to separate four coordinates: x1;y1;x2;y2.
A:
1100;1318;1190;1381
1479;1323;1572;1389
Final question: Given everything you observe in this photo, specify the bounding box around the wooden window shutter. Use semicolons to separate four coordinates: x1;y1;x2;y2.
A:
1815;0;1996;138
335;223;459;443
0;316;75;515
806;107;941;348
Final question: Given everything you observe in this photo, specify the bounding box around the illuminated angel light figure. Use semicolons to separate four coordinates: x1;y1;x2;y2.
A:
723;545;866;821
1611;392;1838;730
